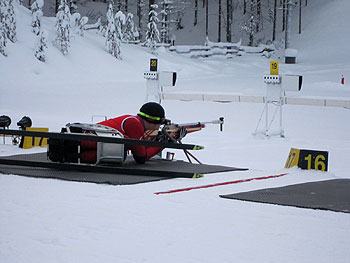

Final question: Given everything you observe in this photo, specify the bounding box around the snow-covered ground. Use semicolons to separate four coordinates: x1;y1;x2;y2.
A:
1;1;350;262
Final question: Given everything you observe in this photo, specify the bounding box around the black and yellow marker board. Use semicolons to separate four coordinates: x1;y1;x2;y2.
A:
150;58;158;72
270;61;279;75
285;148;328;171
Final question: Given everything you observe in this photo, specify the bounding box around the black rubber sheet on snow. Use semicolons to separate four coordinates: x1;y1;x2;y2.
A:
220;179;350;213
0;152;246;185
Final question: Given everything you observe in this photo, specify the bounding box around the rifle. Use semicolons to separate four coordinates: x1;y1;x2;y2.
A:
146;117;224;138
144;117;224;164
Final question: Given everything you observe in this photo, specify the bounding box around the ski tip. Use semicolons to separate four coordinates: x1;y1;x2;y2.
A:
192;145;204;150
192;173;204;178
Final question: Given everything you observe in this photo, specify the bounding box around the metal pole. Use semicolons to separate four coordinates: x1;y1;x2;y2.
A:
280;98;283;137
299;0;302;34
265;100;268;136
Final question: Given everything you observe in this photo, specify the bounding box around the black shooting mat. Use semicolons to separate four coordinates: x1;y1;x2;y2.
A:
0;152;246;185
220;179;350;213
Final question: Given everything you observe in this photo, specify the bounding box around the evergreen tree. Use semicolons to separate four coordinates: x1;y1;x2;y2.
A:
106;1;121;59
78;16;88;36
55;0;71;55
240;0;259;46
145;3;160;53
5;0;16;43
71;12;81;30
115;10;125;41
0;0;7;56
159;0;185;43
71;12;88;37
0;27;6;56
0;24;7;57
159;0;171;44
31;0;44;36
34;30;48;62
123;13;137;43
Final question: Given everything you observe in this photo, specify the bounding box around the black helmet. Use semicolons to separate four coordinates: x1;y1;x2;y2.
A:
138;102;165;124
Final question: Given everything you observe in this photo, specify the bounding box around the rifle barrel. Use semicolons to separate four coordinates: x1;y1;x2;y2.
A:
175;119;224;127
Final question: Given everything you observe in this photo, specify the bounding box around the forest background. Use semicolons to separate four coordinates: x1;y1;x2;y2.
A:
20;0;304;47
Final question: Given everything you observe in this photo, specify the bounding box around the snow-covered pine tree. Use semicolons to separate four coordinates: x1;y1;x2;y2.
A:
105;1;121;59
145;3;160;53
0;0;7;56
34;30;48;62
31;0;44;35
159;0;185;44
159;0;170;44
5;0;16;43
123;13;137;43
0;23;7;57
0;28;6;56
55;0;71;55
115;10;125;41
71;12;87;36
240;0;258;46
78;16;88;36
71;12;81;30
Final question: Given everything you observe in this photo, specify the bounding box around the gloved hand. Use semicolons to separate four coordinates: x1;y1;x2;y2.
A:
175;126;187;141
156;132;173;143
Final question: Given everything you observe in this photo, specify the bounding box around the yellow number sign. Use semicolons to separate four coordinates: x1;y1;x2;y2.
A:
270;61;279;75
284;148;300;168
150;58;158;72
285;148;328;171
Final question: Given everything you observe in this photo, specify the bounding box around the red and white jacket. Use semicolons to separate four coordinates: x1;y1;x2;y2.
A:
98;115;162;164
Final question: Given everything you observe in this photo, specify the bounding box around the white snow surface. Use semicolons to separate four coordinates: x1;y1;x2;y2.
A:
1;1;350;262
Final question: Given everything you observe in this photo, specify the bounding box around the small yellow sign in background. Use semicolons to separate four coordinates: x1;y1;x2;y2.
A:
150;58;158;72
270;61;279;75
